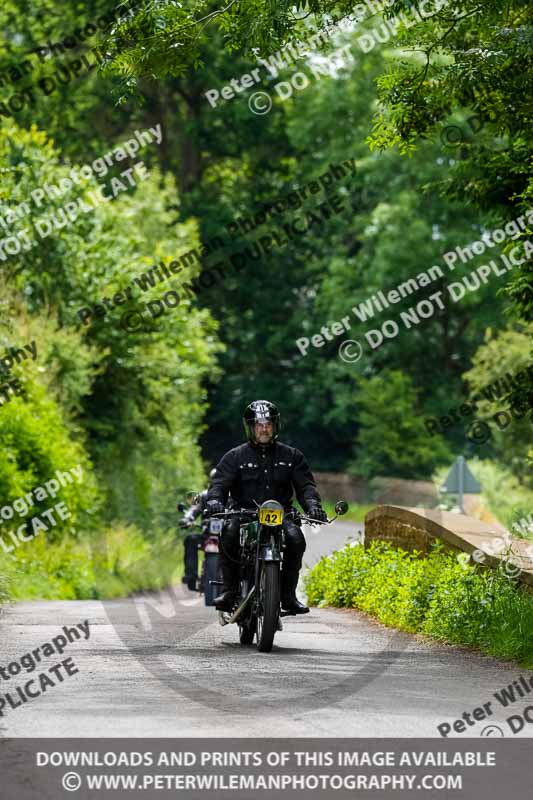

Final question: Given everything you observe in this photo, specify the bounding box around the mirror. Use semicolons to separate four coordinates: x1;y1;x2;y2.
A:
177;502;186;512
335;500;349;516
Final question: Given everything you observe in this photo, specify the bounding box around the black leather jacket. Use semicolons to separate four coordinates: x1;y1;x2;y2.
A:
207;441;322;512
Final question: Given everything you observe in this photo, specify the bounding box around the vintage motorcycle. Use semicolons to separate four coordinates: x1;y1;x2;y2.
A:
177;501;222;606
201;515;223;606
211;499;349;652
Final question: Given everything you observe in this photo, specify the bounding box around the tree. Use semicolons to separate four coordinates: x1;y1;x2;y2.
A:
0;121;222;530
350;370;452;479
366;0;533;440
463;325;533;483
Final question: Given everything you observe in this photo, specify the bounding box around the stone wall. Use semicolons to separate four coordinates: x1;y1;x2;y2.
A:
365;505;533;590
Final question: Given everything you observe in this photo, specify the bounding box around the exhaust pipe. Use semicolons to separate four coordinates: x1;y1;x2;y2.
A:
228;586;256;624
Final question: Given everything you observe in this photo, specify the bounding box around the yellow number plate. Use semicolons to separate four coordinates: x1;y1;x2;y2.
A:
259;508;284;526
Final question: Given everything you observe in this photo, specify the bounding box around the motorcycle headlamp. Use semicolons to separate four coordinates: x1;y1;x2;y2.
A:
259;500;284;526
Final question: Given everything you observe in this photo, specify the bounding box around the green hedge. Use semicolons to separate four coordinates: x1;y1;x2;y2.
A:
1;524;183;601
305;540;533;666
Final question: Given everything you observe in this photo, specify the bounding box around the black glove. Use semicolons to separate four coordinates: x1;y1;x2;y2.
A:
306;505;327;523
206;499;224;516
179;519;191;529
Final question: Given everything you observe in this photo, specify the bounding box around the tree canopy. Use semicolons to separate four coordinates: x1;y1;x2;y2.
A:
0;0;531;600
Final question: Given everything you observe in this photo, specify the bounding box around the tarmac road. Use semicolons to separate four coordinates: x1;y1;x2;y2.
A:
0;518;530;738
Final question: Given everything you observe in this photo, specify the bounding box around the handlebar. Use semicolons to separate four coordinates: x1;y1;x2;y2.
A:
209;508;335;526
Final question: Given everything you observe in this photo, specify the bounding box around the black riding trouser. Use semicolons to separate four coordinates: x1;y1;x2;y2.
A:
218;517;306;590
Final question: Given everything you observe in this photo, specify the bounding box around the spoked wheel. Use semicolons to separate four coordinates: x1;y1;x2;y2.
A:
203;553;221;606
256;562;280;653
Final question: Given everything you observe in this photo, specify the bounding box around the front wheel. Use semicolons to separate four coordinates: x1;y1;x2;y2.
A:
256;561;280;653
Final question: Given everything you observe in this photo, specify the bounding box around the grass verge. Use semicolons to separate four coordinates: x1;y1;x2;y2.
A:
305;540;533;667
0;523;183;601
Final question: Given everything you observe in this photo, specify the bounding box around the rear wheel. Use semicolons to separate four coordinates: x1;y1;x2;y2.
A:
203;553;221;606
256;562;280;653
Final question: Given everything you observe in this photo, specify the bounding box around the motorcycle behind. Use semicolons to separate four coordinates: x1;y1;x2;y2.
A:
201;516;223;606
178;500;223;607
213;499;349;652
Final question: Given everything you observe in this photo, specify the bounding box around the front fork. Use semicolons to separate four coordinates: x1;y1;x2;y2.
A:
219;527;284;626
253;528;283;616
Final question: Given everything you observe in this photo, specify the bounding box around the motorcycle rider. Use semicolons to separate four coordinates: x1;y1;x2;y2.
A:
179;469;216;591
206;400;327;614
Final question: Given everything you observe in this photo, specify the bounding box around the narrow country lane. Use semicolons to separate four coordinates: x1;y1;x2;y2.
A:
0;520;529;738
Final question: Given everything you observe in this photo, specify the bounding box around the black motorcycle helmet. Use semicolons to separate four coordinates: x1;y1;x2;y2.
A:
243;400;280;445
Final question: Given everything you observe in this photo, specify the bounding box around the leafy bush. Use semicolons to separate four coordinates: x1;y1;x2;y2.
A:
2;524;183;601
0;382;101;543
305;540;533;666
0;122;222;543
0;121;222;609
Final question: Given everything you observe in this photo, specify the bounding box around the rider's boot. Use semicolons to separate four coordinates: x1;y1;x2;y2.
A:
281;566;309;614
214;562;239;611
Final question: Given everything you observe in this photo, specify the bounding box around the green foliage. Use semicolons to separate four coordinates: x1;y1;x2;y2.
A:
435;458;533;537
2;522;183;600
462;326;533;481
0;388;100;542
0;120;222;542
305;540;533;665
1;0;531;608
0;305;102;542
103;0;356;87
364;0;533;418
350;370;452;478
